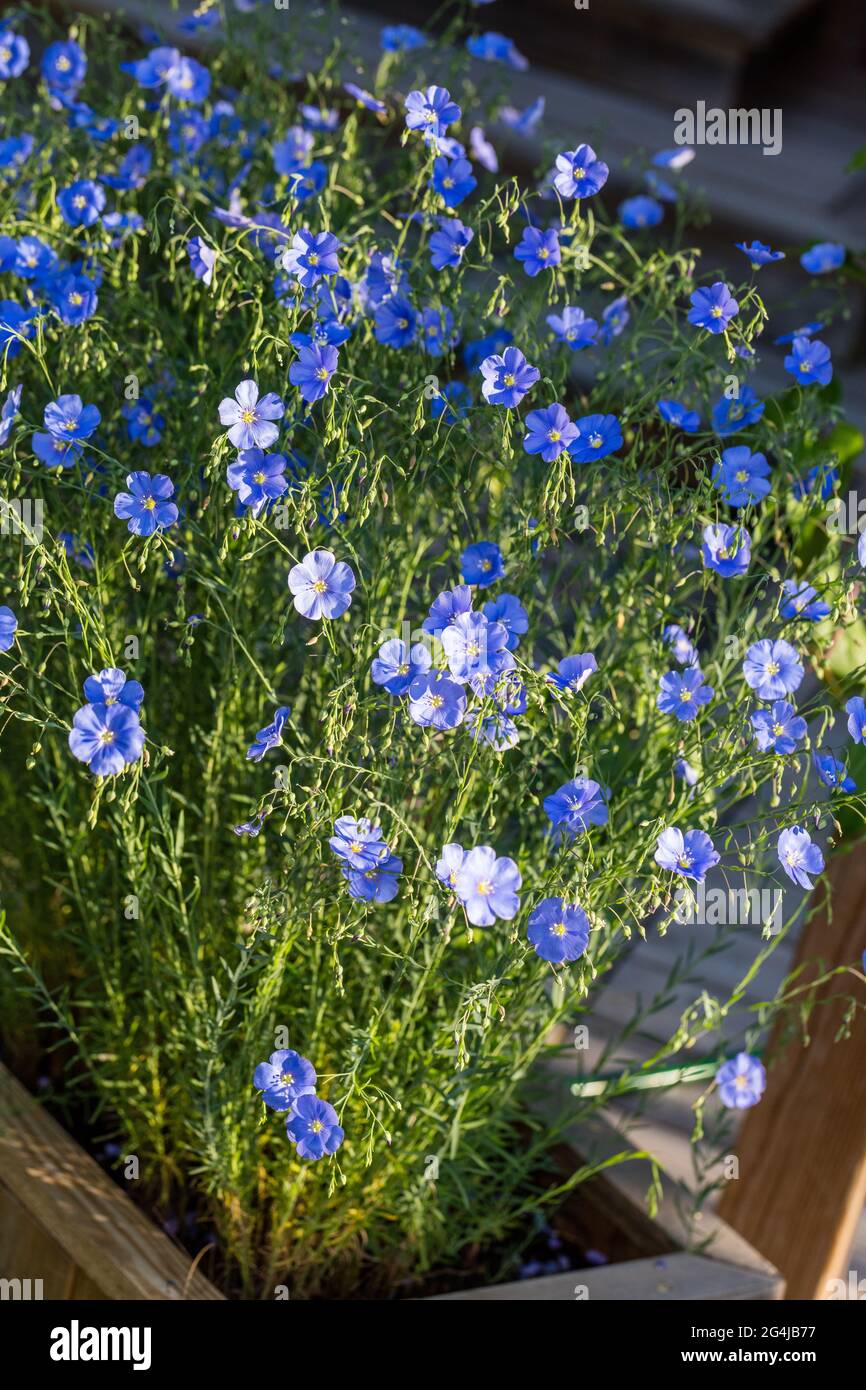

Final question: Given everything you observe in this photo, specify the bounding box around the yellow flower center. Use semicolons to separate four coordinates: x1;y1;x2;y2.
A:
241;409;255;423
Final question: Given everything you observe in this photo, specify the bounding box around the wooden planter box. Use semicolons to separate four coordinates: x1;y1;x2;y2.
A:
0;1063;223;1300
0;1060;780;1301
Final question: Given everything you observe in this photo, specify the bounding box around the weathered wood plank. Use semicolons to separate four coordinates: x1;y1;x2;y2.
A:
0;1063;224;1300
431;1250;782;1301
718;846;866;1299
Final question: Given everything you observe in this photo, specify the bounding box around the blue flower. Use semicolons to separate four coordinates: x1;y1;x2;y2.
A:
527;898;590;964
218;379;284;450
711;386;765;435
688;282;738;333
702;523;751;577
815;754;856;793
464;709;519;750
57;179;105;228
480;346;539;407
654;827;720;882
408;669;467;729
553;144;609;199
664;624;699;666
289;342;338;403
404;86;461;145
288;548;355;620
652;148;694;170
619;195;663;228
800;241;844;274
514;226;560;276
599;295;629;343
299;103;339;132
83;667;144;711
253;1049;316;1111
121;398;164;447
784;336;832;386
712;447;771;506
286;1094;344;1161
68;702;145;776
441;611;510;682
33;433;82;469
43;40;86;92
778;826;824;889
14;236;56;280
523;404;577;461
469;125;498;172
430;216;474;270
272;125;314;174
0;384;22;447
0;605;18;652
44;394;100;444
569;413;623;463
500;97;545;135
716;1053;765;1109
751;701;806;754
461;541;504;588
657;399;700;432
546;306;598;350
466;32;528;70
342;851;403;904
482;594;527;650
657;668;713;722
0;31;29;79
114;472;179;536
246;705;291;762
103;145;152;191
779;580;830;622
454;844;521;926
282;229;341;288
48;272;99;325
374;295;416;348
380;24;426;53
1;300;38;355
846;696;866;745
431;155;476;207
675;758;699;787
736;240;785;269
344;82;386;113
329;815;388;869
419;305;457;357
544;778;609;836
436;843;466;889
423;584;473;637
165;56;210;104
547;653;597;694
371;638;432;695
792;462;837;501
187;236;216;285
743;639;803;700
773;321;824;346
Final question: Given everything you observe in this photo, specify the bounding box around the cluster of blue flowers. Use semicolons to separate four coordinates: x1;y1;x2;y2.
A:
68;668;145;776
2;5;861;1167
253;1048;344;1161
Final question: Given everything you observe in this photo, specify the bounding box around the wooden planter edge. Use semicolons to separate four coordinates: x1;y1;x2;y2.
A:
0;1061;224;1300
